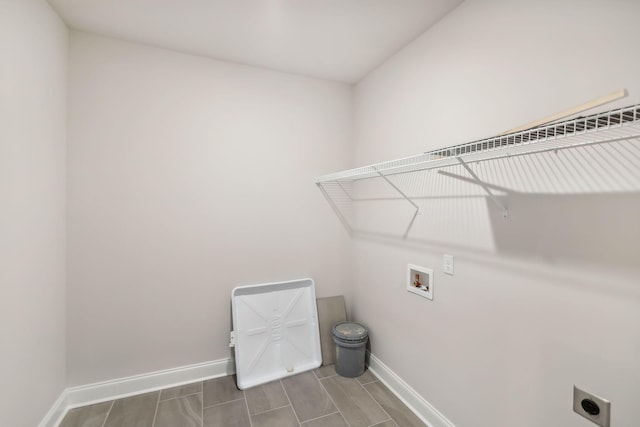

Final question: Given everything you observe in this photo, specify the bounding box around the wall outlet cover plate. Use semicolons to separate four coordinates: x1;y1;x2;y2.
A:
573;385;611;427
443;254;454;275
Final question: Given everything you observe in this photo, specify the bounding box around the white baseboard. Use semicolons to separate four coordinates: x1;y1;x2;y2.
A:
368;353;455;427
41;353;452;427
38;357;234;427
38;391;68;427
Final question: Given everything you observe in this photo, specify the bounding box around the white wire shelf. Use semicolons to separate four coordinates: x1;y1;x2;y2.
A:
316;104;640;183
316;104;640;236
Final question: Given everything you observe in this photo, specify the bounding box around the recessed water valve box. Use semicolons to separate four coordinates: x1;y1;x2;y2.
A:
407;264;433;300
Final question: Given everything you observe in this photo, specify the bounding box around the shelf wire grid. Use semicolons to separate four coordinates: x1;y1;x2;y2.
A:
316;104;640;183
316;104;640;236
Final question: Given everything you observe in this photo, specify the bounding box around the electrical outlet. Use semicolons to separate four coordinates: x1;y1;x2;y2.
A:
443;254;454;275
573;385;611;427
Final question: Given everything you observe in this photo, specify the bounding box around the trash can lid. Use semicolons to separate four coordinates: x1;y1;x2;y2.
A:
332;322;368;341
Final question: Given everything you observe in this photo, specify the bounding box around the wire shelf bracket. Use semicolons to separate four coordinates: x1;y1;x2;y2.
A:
455;157;508;218
373;167;421;238
316;103;640;235
317;181;354;235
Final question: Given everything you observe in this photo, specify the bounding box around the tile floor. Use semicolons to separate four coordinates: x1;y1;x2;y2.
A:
59;365;426;427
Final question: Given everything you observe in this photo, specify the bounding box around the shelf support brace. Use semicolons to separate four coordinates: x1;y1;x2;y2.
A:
373;167;420;238
316;182;354;235
456;157;509;218
336;181;354;201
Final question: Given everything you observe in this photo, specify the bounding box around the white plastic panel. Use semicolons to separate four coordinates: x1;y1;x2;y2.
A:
231;278;322;389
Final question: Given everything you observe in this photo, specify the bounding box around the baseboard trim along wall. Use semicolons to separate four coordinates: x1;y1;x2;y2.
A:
38;392;68;427
368;353;456;427
40;353;451;427
38;358;234;427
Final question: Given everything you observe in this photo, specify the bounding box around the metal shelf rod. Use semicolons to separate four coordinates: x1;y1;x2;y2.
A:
319;128;640;184
374;168;420;238
456;157;508;218
317;182;353;235
315;103;640;236
316;104;640;184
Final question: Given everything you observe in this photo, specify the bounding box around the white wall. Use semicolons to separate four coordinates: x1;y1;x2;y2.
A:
353;0;640;426
0;1;68;426
66;32;353;386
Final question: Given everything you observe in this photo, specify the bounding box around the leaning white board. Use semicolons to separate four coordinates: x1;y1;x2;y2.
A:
230;278;322;389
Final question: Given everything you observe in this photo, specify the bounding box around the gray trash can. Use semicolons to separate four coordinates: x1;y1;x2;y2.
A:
332;322;368;378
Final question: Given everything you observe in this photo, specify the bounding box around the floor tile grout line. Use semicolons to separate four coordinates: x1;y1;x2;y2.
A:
318;373;338;380
151;392;161;427
279;379;302;426
369;421;400;427
158;381;203;402
99;400;115;427
360;380;394;426
158;390;203;403
322;375;391;427
316;376;352;427
368;419;399;427
313;367;337;381
202;396;246;410
65;372;414;427
386;418;400;427
249;403;292;417
299;410;340;425
242;395;254;427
